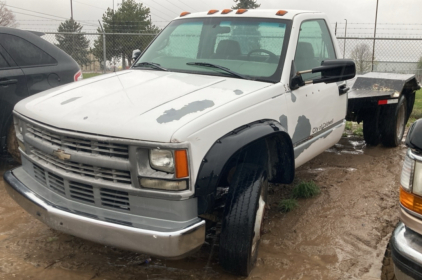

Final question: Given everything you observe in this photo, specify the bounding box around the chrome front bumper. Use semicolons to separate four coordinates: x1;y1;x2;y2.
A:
3;168;206;259
391;222;422;280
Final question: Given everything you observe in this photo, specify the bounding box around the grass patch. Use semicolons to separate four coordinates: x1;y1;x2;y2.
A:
344;121;363;137
278;199;298;213
352;126;364;137
292;180;321;199
412;89;422;113
345;121;353;130
83;72;102;79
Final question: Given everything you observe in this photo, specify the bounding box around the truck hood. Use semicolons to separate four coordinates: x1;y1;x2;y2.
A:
15;70;270;142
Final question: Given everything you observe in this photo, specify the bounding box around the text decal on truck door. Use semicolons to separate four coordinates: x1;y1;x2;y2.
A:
312;119;334;134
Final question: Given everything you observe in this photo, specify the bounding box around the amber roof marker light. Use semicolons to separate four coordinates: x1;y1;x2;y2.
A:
208;9;219;15
276;10;288;16
180;12;191;17
236;9;248;14
221;9;233;14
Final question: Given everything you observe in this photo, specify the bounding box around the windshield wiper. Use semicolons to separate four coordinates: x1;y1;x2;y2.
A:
186;62;249;80
133;62;167;71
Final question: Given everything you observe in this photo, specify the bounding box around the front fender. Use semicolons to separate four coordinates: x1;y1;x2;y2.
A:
194;120;294;215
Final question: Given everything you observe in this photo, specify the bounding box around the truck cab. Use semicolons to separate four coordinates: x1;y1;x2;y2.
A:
4;9;355;276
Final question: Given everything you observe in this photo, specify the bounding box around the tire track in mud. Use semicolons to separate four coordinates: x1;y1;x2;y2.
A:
0;136;404;280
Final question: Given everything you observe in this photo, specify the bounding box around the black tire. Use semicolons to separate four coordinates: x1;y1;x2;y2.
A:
219;164;268;276
363;112;381;146
7;122;21;164
380;95;407;147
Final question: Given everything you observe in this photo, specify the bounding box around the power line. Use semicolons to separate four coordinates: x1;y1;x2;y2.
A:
73;0;107;11
162;0;187;12
7;4;99;27
11;11;65;22
174;0;200;12
5;4;69;20
149;0;180;17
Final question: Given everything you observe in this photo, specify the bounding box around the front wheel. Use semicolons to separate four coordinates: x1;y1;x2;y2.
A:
219;165;268;276
380;95;407;147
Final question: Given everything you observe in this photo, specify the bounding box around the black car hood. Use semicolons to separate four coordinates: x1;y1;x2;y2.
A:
406;119;422;151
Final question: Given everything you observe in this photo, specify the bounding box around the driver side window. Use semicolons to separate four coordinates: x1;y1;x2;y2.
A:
294;19;336;81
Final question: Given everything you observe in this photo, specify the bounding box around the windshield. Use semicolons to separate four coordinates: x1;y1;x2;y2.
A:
134;17;291;83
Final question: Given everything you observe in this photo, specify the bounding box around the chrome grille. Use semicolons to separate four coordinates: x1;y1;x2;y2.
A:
32;164;131;212
33;164;65;196
26;123;129;159
48;172;65;196
100;188;130;211
34;164;46;185
31;148;131;184
69;181;94;204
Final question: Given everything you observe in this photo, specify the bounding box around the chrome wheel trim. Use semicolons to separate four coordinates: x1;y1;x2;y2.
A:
251;192;265;256
396;101;406;141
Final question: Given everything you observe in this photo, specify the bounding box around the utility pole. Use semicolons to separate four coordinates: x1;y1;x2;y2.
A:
371;0;380;71
343;19;347;59
70;0;73;19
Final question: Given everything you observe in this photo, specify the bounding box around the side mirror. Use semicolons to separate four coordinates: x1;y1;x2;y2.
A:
311;59;356;84
290;59;356;90
132;49;142;61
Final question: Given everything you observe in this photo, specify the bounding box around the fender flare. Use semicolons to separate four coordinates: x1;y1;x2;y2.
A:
194;119;294;215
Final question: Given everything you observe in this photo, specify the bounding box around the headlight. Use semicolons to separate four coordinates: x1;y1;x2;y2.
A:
400;149;422;215
140;178;187;191
400;150;415;192
413;161;422;196
150;149;174;173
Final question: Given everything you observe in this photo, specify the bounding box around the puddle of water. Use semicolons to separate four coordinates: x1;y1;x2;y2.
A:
325;136;366;155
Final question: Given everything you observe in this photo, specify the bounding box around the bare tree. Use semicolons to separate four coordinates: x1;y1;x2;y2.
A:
0;1;18;28
350;43;373;74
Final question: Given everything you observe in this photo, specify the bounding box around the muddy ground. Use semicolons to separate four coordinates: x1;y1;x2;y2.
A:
0;135;404;280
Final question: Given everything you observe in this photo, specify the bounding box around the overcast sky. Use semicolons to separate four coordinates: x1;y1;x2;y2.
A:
6;0;422;35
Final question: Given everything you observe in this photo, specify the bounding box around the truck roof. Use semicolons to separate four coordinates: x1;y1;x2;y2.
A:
175;9;322;21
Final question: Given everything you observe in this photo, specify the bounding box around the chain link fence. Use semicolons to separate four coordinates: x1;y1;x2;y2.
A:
40;31;422;80
41;32;157;74
337;36;422;80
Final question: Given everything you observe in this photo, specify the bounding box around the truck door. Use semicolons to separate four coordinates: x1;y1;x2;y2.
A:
284;19;347;167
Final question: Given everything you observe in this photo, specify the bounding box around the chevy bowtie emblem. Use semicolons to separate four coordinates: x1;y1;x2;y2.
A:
53;149;71;161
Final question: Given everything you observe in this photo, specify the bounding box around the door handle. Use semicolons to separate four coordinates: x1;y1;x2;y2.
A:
0;79;18;86
338;84;349;95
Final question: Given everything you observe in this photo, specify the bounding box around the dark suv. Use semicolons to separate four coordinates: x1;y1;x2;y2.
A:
0;27;81;160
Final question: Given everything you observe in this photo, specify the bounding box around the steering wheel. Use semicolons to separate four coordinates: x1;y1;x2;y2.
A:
247;49;277;62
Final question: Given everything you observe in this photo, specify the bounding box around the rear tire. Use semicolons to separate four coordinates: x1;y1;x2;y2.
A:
380;95;407;147
219;164;268;276
7;122;21;164
363;113;381;146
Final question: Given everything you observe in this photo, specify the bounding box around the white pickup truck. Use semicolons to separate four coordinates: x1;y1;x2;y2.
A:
4;9;357;275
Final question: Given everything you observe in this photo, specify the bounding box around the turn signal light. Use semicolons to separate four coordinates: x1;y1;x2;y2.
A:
276;10;288;16
175;150;189;178
400;187;422;215
180;12;191;17
236;9;248;14
208;9;219;14
221;9;233;14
